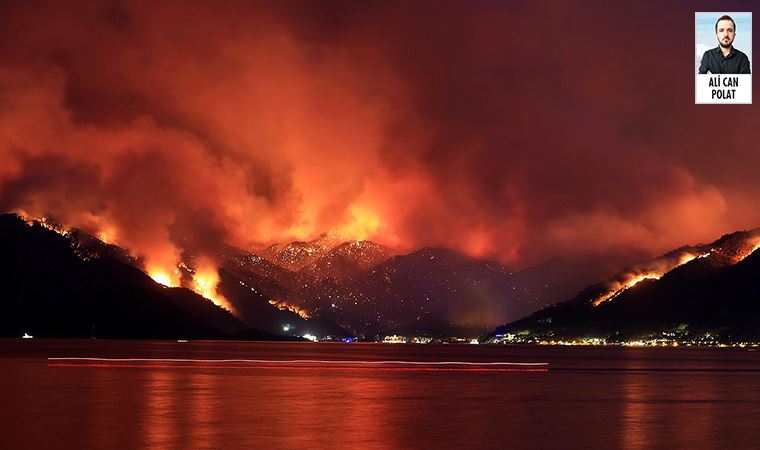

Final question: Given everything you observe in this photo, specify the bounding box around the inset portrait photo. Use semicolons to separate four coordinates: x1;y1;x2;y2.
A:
695;12;752;104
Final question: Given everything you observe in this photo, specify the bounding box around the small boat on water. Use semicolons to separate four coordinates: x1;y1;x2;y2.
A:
22;333;33;339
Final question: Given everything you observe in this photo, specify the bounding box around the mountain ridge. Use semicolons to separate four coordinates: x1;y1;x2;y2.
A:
489;227;760;342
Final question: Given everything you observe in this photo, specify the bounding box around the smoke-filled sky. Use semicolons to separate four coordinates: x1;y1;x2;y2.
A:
1;0;759;272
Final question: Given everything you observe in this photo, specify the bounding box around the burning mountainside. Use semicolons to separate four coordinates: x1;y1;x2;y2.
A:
491;228;760;342
590;229;760;308
14;208;760;339
268;300;310;319
0;213;257;338
16;212;70;237
190;261;236;315
15;213;235;315
2;212;346;337
591;250;710;307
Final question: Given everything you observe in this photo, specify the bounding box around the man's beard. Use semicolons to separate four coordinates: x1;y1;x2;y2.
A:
719;39;733;49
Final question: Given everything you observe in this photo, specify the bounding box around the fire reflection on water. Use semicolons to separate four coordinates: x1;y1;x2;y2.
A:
620;354;721;450
9;341;760;448
144;370;177;449
186;372;218;450
621;370;652;449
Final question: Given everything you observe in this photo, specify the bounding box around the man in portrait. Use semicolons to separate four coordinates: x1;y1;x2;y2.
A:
698;15;751;74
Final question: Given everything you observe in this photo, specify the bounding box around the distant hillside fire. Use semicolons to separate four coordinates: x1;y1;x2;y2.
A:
192;261;236;315
591;251;709;307
268;300;311;319
17;211;70;237
16;212;239;315
591;230;760;308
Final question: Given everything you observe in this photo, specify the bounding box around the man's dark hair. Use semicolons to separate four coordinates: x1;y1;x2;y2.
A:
715;15;736;32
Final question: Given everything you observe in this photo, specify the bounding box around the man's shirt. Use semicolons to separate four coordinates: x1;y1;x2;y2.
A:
699;46;751;74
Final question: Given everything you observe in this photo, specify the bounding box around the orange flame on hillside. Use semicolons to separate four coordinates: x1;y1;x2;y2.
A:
96;227;118;245
19;212;239;315
732;237;760;263
751;241;760;257
16;212;71;237
148;268;180;288
268;299;310;319
192;261;236;315
591;252;708;307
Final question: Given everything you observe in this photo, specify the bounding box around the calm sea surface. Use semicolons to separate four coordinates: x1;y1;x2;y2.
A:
2;339;760;449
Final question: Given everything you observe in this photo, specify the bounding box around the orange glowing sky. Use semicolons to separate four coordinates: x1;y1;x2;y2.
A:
1;0;760;277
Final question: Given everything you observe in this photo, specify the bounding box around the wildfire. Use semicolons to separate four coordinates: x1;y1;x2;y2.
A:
336;205;381;241
733;237;760;263
268;299;311;319
624;274;660;289
14;209;32;222
591;252;709;307
148;261;238;316
148;268;179;288
17;212;71;237
591;273;661;307
192;264;237;315
96;228;118;245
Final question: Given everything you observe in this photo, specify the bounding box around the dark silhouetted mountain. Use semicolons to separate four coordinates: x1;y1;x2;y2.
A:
0;213;280;340
12;212;592;339
289;247;539;336
216;267;348;338
221;249;293;299
490;229;760;341
69;229;138;266
224;241;607;337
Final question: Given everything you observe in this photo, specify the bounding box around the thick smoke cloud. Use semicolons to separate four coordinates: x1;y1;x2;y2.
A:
1;0;759;272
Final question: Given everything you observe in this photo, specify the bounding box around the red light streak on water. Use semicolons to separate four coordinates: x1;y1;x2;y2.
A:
47;357;548;366
48;363;548;372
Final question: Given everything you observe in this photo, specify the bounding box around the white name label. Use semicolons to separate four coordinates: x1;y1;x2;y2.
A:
695;74;752;104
